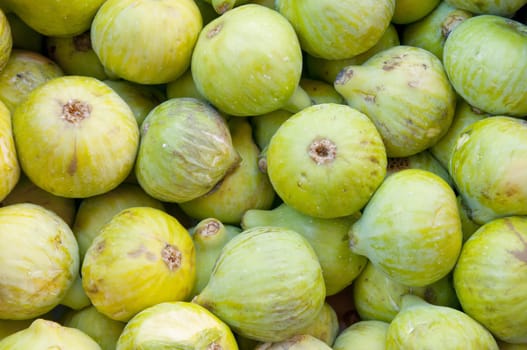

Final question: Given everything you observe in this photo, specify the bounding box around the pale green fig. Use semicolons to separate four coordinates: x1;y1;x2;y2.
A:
281;84;313;114
299;78;345;105
73;183;165;261
276;0;394;60
267;103;387;218
5;12;42;52
0;49;63;114
429;99;488;172
82;207;196;322
0;8;11;71
255;334;332;350
191;4;303;116
445;0;527;16
60;275;91;311
0;319;101;349
103;79;165;126
46;31;107;80
457;195;481;242
402;2;473;60
13;75;139;198
166;68;206;101
241;203;366;296
450;116;527;224
116;301;238;350
352;262;460;322
0;203;79;320
295;302;339;346
1;0;105;37
386;150;454;188
135;97;240;203
349;169;462;287
333;320;389;350
193;226;326;342
453;216;527;343
443;15;527;116
392;0;441;24
335;45;457;158
203;0;250;14
386;295;498;349
0;100;19;202
189;217;241;296
0;319;33;341
251;109;292;151
1;173;76;226
62;306;126;350
91;0;203;84
179;119;276;224
305;24;400;84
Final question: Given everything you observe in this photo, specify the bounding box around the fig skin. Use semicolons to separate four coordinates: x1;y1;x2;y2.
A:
135;97;240;203
0;8;11;71
191;4;303;116
0;100;19;202
453;216;527;344
349;169;462;287
81;207;196;322
255;334;332;350
392;0;440;24
445;0;527;16
266;103;387;219
333;320;389;350
193;226;326;343
0;203;79;320
276;0;395;60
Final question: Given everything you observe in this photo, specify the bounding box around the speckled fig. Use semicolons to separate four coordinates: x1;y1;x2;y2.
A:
81;207;196;322
193;226;326;342
349;169;462;287
191;4;303;116
135;97;240;203
266;103;387;219
275;0;395;60
453;216;527;343
335;45;457;157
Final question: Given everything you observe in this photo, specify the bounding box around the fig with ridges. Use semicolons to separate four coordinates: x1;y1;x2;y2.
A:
0;100;19;202
333;320;389;350
0;8;11;71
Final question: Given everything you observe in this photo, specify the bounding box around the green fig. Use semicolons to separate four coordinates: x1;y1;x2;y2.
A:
241;203;366;296
0;49;63;114
305;24;400;84
5;12;42;52
0;8;10;71
450;116;527;224
281;84;313;114
457;195;481;242
402;2;473;60
166;68;206;101
191;4;303;116
453;216;527;343
349;169;462;287
275;0;395;60
0;319;101;349
179;119;276;224
266;103;387;219
299;78;345;105
60;275;91;311
352;262;460;322
189;217;241;296
135;97;240;203
335;45;457;157
392;0;440;24
193;226;326;342
251;109;292;151
445;0;526;16
385;295;498;349
62;306;126;350
116;301;239;350
255;334;332;350
333;320;389;350
296;302;340;346
0;100;19;202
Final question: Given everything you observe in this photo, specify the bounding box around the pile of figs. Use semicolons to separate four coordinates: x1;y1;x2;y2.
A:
0;0;526;349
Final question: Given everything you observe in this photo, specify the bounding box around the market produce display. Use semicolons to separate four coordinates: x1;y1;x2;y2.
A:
0;0;526;349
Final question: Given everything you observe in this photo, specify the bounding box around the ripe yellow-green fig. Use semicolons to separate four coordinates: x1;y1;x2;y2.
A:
0;8;12;71
0;100;19;202
349;169;462;287
333;320;389;350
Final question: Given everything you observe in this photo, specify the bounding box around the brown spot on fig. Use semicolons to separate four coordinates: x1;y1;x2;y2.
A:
308;138;337;165
67;145;77;176
197;219;221;237
368;156;380;164
334;68;353;85
73;32;92;52
207;23;224;38
257;154;267;174
364;94;376;103
52;234;62;248
208;342;222;350
162;244;182;271
382;57;403;71
387;157;410;172
408;80;419;88
94;240;106;254
128;244;147;258
506;218;527;263
424;286;437;303
441;14;468;39
62;99;91;123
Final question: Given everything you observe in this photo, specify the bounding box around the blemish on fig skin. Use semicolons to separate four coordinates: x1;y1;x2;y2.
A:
67;145;77;175
200;220;221;237
94;240;106;254
207;342;222;350
334;68;353;85
505;219;527;263
207;23;223;39
308;138;337;165
162;244;182;271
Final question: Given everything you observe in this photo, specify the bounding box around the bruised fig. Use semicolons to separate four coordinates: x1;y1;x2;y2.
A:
349;169;462;287
335;45;456;157
333;320;389;350
116;301;238;350
241;203;366;296
179;119;276;224
266;103;386;219
12;75;139;198
193;226;326;342
81;207;196;322
135;97;240;203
